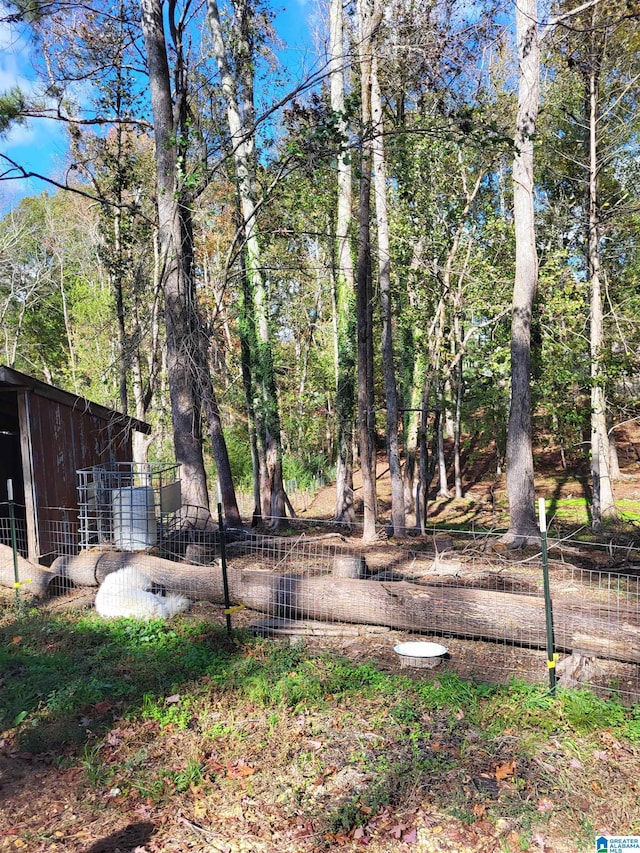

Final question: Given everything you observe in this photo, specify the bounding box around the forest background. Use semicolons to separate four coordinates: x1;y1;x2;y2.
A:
1;0;639;543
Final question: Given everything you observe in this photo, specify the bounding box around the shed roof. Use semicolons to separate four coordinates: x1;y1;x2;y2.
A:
0;366;151;434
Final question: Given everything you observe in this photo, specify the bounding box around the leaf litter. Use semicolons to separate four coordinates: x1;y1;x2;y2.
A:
1;595;640;851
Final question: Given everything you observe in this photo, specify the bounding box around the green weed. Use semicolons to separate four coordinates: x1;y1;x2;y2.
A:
140;693;192;729
415;671;490;712
559;689;626;733
131;773;167;803
326;796;364;833
169;759;204;793
82;742;114;788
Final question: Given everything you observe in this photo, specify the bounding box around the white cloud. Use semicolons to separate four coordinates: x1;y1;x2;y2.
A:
0;10;30;60
0;11;38;97
0;66;34;95
3;120;36;146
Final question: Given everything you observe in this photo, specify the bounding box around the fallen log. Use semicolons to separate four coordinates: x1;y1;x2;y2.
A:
50;550;228;602
237;570;640;665
0;544;56;597
47;550;640;665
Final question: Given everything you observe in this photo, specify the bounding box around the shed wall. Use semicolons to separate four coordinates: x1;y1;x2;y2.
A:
24;392;134;560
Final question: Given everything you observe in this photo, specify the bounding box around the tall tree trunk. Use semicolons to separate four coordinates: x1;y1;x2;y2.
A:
418;377;432;534
587;49;616;527
207;0;285;529
504;0;540;545
401;238;425;522
356;0;379;541
436;382;450;497
199;363;242;528
132;229;162;464
238;242;262;526
371;46;405;537
453;355;463;499
330;0;356;528
112;202;129;414
403;380;422;523
140;0;209;512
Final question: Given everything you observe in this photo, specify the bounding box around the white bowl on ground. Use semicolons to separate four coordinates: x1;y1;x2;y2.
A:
393;641;448;669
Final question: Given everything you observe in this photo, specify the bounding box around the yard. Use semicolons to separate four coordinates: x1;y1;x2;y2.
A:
1;588;640;853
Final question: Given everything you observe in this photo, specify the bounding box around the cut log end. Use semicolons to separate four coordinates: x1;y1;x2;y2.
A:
557;652;599;687
333;555;368;579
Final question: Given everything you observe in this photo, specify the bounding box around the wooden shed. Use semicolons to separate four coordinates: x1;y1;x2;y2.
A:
0;366;150;564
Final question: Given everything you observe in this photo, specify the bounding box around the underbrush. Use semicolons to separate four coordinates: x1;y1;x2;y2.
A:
1;610;639;851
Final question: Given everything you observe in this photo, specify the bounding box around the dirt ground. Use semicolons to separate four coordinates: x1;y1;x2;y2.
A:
2;429;640;852
295;422;640;531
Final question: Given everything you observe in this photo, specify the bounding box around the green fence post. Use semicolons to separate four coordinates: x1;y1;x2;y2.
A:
538;498;557;695
217;502;234;637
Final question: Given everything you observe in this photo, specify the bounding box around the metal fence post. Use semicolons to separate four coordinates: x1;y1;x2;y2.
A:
218;502;233;636
538;498;557;695
7;479;21;610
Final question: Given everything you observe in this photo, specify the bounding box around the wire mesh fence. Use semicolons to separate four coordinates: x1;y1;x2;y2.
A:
219;530;640;704
0;502;27;556
1;504;639;704
39;506;81;562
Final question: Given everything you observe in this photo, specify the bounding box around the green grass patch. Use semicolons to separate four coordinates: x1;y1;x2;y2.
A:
3;607;640;851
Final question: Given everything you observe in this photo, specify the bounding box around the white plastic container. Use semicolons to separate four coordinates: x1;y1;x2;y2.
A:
112;486;157;550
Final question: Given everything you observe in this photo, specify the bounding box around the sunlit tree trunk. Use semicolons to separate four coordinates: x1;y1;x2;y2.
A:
504;0;540;544
371;45;405;537
207;0;285;528
586;33;616;527
401;240;424;523
453;336;464;499
436;382;450;497
330;0;357;528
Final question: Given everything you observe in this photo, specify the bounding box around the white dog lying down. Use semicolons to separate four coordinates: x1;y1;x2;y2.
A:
95;566;189;619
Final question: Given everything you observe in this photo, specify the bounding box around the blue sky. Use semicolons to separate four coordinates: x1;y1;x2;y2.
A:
0;0;317;214
0;7;70;212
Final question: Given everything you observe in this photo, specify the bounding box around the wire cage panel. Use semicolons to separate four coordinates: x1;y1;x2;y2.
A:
77;462;181;551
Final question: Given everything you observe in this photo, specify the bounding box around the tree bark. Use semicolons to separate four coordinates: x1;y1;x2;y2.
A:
355;0;379;541
0;544;55;597
140;0;209;512
436;382;450;497
207;0;285;528
453;356;464;499
330;0;356;528
371;45;405;537
504;0;540;544
52;548;640;666
586;34;616;527
238;574;640;665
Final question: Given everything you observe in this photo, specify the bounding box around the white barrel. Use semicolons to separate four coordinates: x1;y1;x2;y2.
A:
112;486;157;550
